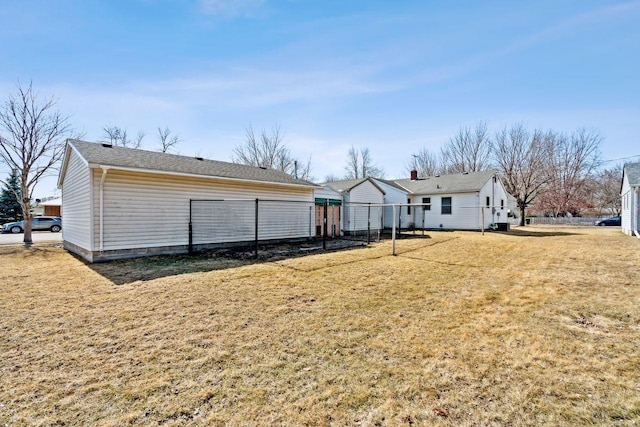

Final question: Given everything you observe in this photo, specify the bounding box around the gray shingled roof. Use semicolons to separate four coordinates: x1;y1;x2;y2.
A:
373;177;409;192
394;170;498;194
67;139;318;187
625;162;640;186
321;177;386;195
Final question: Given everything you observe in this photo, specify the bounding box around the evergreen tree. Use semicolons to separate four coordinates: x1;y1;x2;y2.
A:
0;172;22;223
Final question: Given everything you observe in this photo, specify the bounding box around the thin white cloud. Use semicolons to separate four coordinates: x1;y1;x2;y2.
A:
132;64;400;110
499;0;640;57
198;0;266;17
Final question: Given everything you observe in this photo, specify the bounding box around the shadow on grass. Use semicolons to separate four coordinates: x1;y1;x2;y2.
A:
88;253;252;285
274;235;442;273
87;239;375;285
0;243;63;259
87;235;441;285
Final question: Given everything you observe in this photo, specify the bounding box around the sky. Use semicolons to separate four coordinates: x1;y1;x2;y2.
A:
1;0;639;198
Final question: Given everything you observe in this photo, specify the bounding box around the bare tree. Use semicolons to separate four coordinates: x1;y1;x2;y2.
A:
0;82;72;245
344;146;384;179
323;173;342;182
593;165;623;216
493;124;550;225
157;127;180;153
407;147;443;177
441;121;493;173
345;146;360;179
101;125;144;149
232;125;312;180
539;128;601;217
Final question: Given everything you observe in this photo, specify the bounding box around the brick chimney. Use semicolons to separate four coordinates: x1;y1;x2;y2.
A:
410;169;418;180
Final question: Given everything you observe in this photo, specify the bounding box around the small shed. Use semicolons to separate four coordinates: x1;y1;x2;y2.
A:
57;140;318;262
322;178;385;233
621;162;640;237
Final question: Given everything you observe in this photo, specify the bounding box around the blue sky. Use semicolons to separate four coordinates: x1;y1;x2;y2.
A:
1;0;639;197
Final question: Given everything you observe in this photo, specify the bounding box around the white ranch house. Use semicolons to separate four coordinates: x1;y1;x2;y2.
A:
394;170;510;231
57;140;318;262
621;162;640;237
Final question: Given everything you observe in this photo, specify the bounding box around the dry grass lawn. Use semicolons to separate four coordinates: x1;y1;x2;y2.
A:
1;226;639;426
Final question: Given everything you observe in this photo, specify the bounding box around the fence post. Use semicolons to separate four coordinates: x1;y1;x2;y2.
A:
254;198;259;259
367;203;371;244
323;199;328;250
392;204;397;256
188;199;193;254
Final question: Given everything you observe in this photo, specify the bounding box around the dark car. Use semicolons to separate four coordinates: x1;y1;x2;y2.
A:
1;216;62;233
595;216;621;226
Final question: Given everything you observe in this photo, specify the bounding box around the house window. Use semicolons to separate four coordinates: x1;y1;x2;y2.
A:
407;198;411;215
501;199;504;209
441;197;452;215
486;196;490;208
422;197;431;211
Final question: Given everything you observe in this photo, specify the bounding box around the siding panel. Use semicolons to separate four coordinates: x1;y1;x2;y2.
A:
61;150;92;249
92;170;314;250
343;181;384;231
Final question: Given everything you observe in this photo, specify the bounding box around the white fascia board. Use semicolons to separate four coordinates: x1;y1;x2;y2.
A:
57;143;89;188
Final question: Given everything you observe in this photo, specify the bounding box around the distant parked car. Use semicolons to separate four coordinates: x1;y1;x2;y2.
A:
595;216;621;226
1;216;62;233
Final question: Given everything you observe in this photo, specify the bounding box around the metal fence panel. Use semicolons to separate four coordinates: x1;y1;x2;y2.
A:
191;199;316;247
257;200;315;240
191;200;255;245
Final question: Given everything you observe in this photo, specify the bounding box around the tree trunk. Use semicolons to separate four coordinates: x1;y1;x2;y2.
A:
519;204;527;226
21;198;33;245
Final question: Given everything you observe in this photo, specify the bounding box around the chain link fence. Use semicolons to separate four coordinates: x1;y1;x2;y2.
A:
188;199;435;258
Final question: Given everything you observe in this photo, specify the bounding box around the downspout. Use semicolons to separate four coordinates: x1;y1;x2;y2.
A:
99;167;109;251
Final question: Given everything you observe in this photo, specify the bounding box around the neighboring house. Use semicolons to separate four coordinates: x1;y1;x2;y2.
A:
322;178;385;234
394;170;510;230
621;162;640;237
32;197;61;217
313;185;342;237
371;178;410;229
57;140;318;262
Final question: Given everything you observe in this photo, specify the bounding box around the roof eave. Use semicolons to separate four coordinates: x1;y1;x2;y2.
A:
87;163;320;190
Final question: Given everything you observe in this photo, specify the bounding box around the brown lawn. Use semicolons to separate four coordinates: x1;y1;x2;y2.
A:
1;227;639;426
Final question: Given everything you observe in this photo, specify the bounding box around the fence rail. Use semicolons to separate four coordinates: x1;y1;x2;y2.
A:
526;216;610;226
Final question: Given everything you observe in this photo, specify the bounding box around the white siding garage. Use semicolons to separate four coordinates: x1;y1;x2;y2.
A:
58;140;318;262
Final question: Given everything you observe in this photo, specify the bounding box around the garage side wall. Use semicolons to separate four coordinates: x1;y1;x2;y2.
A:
61;150;92;252
343;181;384;232
91;169;314;253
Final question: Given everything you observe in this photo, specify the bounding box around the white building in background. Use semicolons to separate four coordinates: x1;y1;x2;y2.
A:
621;162;640;237
394;169;511;231
321;177;385;234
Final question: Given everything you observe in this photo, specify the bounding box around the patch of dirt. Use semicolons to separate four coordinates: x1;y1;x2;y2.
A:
205;238;368;261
